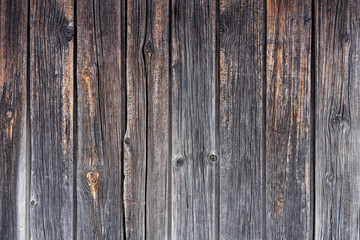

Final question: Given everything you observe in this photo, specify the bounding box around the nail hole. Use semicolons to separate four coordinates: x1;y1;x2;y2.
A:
30;200;36;206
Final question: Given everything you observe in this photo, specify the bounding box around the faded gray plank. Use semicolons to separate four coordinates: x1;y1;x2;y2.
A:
315;0;360;239
30;0;75;238
124;0;147;238
145;0;170;239
219;0;265;239
266;0;312;239
76;0;125;238
0;0;28;238
170;0;218;239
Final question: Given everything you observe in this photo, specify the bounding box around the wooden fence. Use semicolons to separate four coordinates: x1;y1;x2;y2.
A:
1;0;359;239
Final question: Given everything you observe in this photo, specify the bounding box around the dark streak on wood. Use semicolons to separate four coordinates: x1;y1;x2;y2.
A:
76;0;125;238
315;0;360;238
30;0;75;238
170;0;218;239
0;0;28;238
219;0;265;239
266;0;312;239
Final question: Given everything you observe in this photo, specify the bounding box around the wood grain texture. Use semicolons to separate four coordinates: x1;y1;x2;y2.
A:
145;0;170;239
124;0;147;238
219;0;265;239
30;0;75;238
0;0;28;238
170;0;218;239
266;0;312;239
315;0;360;239
76;0;125;238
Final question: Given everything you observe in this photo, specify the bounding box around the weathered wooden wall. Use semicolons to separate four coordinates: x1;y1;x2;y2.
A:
1;0;360;239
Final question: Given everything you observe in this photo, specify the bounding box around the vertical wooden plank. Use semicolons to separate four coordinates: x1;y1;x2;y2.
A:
76;0;125;238
124;0;147;238
145;0;170;239
170;0;218;239
315;0;360;238
266;0;312;239
0;0;28;238
219;0;265;239
30;0;74;238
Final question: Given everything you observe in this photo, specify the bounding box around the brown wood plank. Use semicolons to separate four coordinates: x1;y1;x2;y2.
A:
145;0;170;239
0;0;28;238
76;0;125;238
124;0;147;238
170;0;218;239
29;0;75;238
266;0;312;239
315;0;360;238
219;0;265;239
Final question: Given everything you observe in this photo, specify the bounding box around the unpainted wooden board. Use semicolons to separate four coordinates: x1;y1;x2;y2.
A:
145;0;170;239
219;0;265;239
124;0;147;238
170;0;218;239
30;0;75;238
0;0;28;238
266;0;312;239
315;0;360;238
76;0;125;238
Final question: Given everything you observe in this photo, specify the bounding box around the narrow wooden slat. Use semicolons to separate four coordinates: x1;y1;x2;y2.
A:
315;0;360;238
0;0;28;238
170;0;218;239
30;0;74;238
266;0;312;239
76;0;125;238
124;0;147;238
145;0;170;239
219;0;265;239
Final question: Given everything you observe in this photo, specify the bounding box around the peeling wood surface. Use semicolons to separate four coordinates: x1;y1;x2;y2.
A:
3;0;360;239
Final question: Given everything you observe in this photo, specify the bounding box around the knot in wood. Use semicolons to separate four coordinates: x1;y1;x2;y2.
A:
62;25;74;42
220;24;227;35
326;173;335;184
175;157;185;168
208;153;218;163
330;114;349;129
4;109;14;122
342;33;349;42
144;41;153;53
124;137;131;145
86;171;99;186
